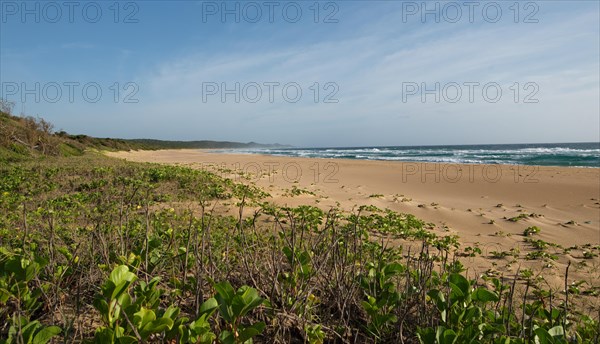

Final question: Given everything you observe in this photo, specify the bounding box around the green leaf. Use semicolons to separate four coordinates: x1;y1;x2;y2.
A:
238;322;266;343
4;259;25;281
24;262;40;282
473;288;499;303
214;281;236;322
110;265;137;286
436;327;457;344
442;328;458;344
109;266;137;299
139;317;174;338
199;297;218;317
57;247;73;261
189;314;210;332
383;263;405;278
534;327;552;344
448;273;470;302
94;327;114;343
547;325;564;338
21;320;41;343
32;325;61;344
115;293;132;320
93;298;110;324
100;281;116;298
298;251;311;266
236;286;264;317
417;327;436;344
163;305;180;321
427;289;446;310
133;307;156;328
282;247;293;264
188;314;216;344
198;331;217;344
214;281;235;302
116;336;138;344
219;330;235;344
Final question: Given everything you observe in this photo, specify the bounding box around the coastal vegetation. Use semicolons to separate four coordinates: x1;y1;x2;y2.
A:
0;102;284;165
0;108;598;343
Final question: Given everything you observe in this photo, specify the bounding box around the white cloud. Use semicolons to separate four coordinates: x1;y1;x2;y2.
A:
10;2;596;146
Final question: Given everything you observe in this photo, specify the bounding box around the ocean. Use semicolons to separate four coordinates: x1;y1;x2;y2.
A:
221;142;600;168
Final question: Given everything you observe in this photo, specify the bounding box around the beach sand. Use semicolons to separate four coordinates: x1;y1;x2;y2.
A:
107;149;600;292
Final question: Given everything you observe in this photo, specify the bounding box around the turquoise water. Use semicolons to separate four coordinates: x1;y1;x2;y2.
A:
224;142;600;168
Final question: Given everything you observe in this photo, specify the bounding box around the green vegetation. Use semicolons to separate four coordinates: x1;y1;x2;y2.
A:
284;185;316;197
523;226;541;236
462;245;482;257
506;213;543;223
0;103;287;164
0;110;598;343
91;264;264;344
0;154;597;343
119;139;289;150
508;214;531;222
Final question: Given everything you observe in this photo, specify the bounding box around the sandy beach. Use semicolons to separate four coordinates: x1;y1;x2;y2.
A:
107;149;600;289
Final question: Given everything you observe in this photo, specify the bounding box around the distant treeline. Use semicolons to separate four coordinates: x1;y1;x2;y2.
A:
124;139;290;149
0;100;288;162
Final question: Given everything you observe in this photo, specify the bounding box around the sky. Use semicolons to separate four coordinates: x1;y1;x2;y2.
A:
1;0;599;147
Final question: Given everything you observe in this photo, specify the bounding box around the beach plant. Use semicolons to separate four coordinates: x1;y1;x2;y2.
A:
490;250;510;259
525;251;558;261
93;265;189;343
0;248;47;319
280;244;313;303
582;251;597;259
286;185;316;197
523;226;541;236
93;264;223;344
165;298;218;344
304;323;326;344
1;317;62;344
92;265;139;342
417;273;502;344
359;260;404;339
213;281;265;344
462;246;482;257
0;248;62;344
508;213;530;222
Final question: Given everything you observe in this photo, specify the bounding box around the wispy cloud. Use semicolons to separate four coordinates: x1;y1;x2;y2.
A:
121;5;598;146
2;2;597;146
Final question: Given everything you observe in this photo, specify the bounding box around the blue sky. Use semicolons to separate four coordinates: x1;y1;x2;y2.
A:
1;1;599;147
